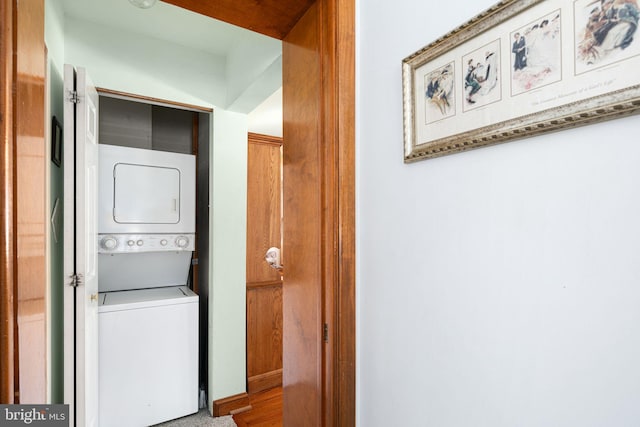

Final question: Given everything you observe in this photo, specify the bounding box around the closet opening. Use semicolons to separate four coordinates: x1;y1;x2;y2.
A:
97;90;212;408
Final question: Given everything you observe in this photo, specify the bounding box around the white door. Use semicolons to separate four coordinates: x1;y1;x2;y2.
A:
63;64;100;427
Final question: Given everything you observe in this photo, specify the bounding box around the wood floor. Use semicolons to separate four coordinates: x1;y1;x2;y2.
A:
233;387;283;427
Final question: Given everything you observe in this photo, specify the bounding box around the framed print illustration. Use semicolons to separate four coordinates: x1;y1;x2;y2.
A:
403;0;640;162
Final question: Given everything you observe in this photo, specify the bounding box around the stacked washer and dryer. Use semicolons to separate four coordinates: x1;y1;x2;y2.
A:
97;144;199;426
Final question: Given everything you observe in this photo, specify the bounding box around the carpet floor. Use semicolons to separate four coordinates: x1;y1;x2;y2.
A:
153;410;237;427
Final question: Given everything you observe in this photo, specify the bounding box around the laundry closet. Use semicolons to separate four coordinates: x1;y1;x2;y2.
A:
96;93;211;426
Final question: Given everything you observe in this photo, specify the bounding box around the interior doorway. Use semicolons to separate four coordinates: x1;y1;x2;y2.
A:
0;0;355;425
160;2;356;423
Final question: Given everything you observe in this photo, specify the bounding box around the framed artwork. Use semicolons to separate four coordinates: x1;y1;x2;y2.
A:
403;0;640;162
52;116;62;167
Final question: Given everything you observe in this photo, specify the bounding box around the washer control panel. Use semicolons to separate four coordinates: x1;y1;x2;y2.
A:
98;233;195;253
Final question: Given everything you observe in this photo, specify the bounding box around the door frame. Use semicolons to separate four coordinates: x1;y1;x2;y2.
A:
1;0;49;404
0;0;17;403
0;0;355;423
281;0;355;424
321;2;356;424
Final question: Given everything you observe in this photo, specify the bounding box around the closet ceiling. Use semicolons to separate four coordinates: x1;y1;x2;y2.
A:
60;0;287;115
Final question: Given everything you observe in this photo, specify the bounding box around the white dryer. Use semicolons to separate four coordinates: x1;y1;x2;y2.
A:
98;144;195;235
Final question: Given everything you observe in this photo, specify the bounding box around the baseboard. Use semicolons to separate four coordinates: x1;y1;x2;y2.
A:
248;368;283;394
212;392;252;416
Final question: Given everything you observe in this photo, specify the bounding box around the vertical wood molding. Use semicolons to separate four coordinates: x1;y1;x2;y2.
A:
282;2;324;424
0;0;16;404
15;0;46;404
332;0;356;425
312;0;357;424
319;0;337;422
282;0;355;425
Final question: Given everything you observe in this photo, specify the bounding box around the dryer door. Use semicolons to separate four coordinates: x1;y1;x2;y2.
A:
113;163;181;224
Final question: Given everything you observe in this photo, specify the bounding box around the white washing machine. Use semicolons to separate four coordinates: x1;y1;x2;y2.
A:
98;286;198;427
97;145;199;426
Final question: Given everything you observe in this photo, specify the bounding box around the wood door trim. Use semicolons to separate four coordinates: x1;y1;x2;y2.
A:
314;0;356;424
282;4;324;423
280;0;355;424
0;0;16;404
212;392;252;416
248;368;283;394
161;0;315;40
96;87;213;113
330;0;356;424
248;132;283;147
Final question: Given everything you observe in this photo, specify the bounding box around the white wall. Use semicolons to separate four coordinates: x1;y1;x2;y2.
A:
45;0;67;404
64;16;227;108
225;32;282;113
209;109;248;402
248;87;282;137
45;0;65;74
356;1;640;426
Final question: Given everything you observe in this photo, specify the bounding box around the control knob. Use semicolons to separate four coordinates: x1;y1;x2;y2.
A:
175;236;189;249
100;236;118;250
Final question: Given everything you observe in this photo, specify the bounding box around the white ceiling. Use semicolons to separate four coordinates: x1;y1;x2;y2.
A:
60;0;271;57
60;0;283;133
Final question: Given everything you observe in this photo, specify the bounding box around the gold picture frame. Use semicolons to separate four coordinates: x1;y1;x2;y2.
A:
403;0;640;163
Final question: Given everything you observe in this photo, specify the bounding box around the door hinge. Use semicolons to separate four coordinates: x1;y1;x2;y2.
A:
323;323;329;343
67;90;79;104
192;258;199;265
69;273;83;287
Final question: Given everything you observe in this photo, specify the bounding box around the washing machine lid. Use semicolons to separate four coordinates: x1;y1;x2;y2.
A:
99;286;197;312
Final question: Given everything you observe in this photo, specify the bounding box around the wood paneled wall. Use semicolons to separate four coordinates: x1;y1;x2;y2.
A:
246;133;283;394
